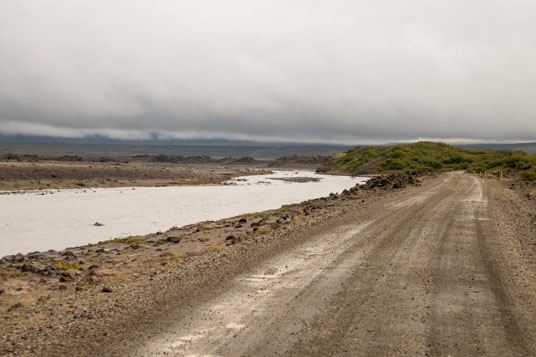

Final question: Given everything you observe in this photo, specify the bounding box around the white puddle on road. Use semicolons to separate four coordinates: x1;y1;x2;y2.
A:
136;221;375;356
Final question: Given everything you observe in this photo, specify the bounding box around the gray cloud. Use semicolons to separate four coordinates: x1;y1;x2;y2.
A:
1;0;535;144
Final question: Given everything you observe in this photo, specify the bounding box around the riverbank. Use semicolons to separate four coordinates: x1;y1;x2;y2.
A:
0;171;432;355
0;171;363;256
0;161;273;191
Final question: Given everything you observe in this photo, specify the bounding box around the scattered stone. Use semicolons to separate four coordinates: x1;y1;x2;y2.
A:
102;286;113;293
8;302;23;312
21;262;46;274
13;253;25;263
238;218;247;224
225;235;240;246
93;222;104;227
61;251;77;258
166;236;182;243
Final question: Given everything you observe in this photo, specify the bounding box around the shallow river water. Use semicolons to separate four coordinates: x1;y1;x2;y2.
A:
0;171;367;257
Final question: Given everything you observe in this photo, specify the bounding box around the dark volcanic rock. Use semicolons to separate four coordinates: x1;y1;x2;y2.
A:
362;171;425;191
13;253;25;263
166;236;182;244
225;235;241;246
21;262;46;274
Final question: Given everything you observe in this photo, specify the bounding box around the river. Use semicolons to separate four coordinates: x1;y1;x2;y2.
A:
0;170;367;257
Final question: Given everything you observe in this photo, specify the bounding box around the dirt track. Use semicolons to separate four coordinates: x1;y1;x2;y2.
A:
130;172;533;356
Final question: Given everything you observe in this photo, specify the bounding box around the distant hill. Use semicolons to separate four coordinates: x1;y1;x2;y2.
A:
320;141;536;180
458;142;536;154
0;140;353;159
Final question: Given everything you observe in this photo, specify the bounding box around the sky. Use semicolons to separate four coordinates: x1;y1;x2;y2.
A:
0;0;535;145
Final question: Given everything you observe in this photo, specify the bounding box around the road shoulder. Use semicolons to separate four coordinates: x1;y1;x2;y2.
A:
485;178;536;351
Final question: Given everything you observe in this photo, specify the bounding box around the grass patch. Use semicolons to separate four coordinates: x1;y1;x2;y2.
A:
234;212;262;220
520;167;536;181
69;180;85;186
87;236;144;247
37;295;51;302
257;226;272;235
211;244;226;251
322;141;536;176
1;263;20;270
198;225;215;231
120;249;138;254
53;261;82;270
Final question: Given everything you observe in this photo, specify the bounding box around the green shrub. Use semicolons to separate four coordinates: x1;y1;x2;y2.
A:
520;168;536;181
53;261;82;270
324;141;536;174
88;236;144;246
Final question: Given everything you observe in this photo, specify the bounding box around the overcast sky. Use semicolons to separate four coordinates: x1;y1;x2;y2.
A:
0;0;535;144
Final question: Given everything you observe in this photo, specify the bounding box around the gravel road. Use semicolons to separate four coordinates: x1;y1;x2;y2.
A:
131;172;531;356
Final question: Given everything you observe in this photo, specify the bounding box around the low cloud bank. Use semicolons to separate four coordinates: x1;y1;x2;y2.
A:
1;1;535;143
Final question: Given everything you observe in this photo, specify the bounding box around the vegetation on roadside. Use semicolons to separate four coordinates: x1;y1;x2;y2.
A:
87;236;144;247
53;261;82;270
520;167;536;181
321;142;536;180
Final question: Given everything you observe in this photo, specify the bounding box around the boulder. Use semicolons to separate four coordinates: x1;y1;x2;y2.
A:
225;235;241;246
166;236;182;244
21;262;46;274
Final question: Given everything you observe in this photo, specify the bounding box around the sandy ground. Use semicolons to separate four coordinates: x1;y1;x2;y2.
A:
0;161;269;190
1;172;535;356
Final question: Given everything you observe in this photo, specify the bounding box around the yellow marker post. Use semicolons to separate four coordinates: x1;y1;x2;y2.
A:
485;171;487;177
480;172;482;177
500;171;503;180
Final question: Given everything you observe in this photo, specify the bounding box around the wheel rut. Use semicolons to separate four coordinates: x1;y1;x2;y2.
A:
135;173;527;356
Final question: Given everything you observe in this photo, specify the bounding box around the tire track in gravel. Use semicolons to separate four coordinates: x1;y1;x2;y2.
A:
136;173;528;356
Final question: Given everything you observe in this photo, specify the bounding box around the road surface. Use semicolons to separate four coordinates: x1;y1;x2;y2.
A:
135;172;529;356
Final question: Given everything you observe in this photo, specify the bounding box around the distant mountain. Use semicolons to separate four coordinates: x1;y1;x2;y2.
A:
0;134;351;148
0;136;354;159
457;142;536;154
